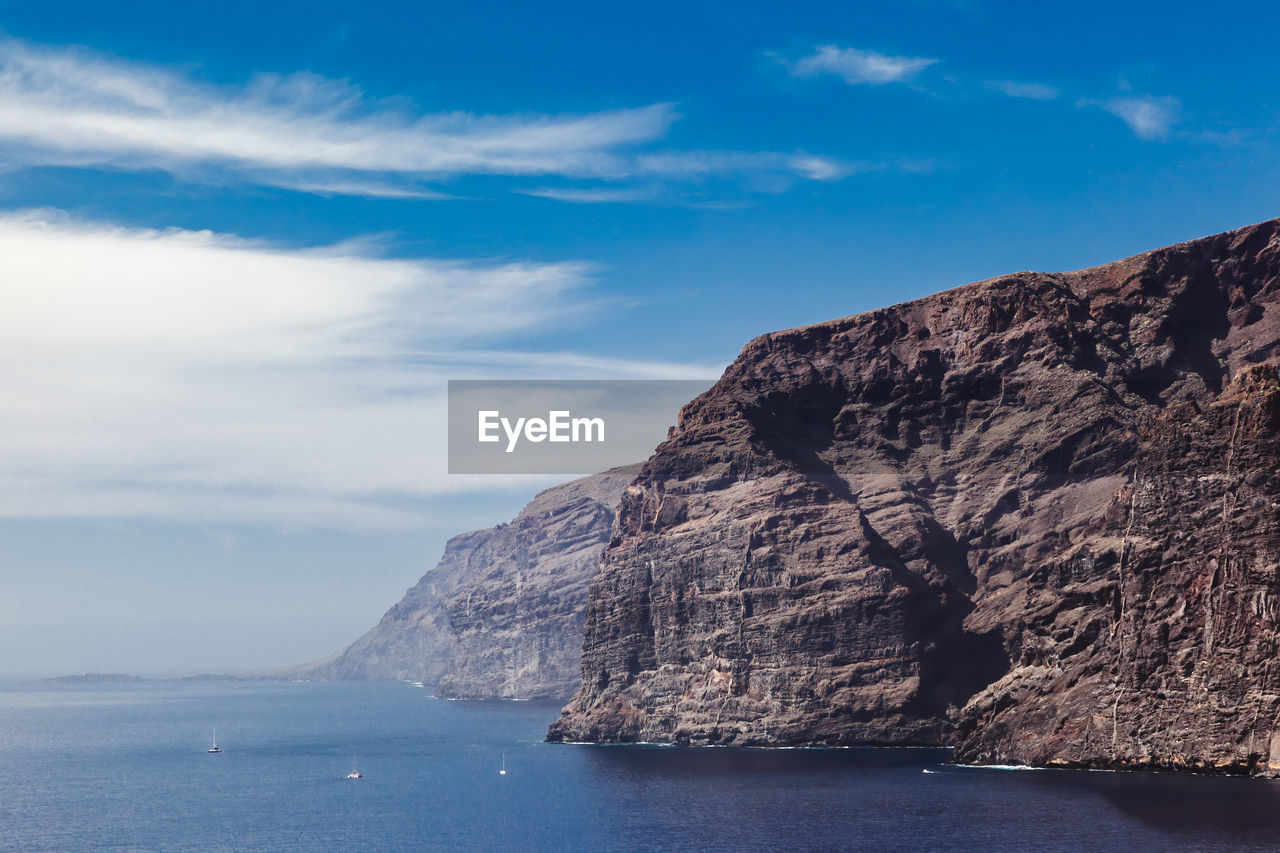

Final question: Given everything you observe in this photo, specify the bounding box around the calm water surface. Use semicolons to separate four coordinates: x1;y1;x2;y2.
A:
4;680;1280;851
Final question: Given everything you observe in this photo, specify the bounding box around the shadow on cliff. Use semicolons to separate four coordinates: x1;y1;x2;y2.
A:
745;380;1011;725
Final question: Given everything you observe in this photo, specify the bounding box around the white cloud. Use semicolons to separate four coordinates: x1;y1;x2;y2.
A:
989;80;1059;100
788;154;850;181
412;348;723;379
526;152;937;204
0;212;720;528
0;39;842;196
520;186;759;209
519;152;853;204
630;149;850;180
1099;95;1181;140
519;186;663;204
274;179;454;200
786;45;937;85
0;40;671;184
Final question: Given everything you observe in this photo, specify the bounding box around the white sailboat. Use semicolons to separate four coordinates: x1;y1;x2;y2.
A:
207;729;221;753
347;755;363;779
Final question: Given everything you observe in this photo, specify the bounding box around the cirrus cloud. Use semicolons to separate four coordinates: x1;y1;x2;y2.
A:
988;80;1059;100
780;45;938;85
0;211;719;528
0;39;845;198
1099;94;1181;140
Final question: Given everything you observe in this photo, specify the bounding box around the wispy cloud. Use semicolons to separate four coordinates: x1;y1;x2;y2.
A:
274;179;455;200
775;41;1202;148
0;39;844;198
520;185;760;209
789;154;851;180
1095;94;1181;140
780;45;937;85
0;211;719;528
520;153;934;205
988;80;1059;100
632;150;852;182
1195;128;1249;148
519;186;663;204
0;40;670;186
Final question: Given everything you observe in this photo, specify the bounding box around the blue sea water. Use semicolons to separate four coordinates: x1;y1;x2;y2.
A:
5;681;1280;851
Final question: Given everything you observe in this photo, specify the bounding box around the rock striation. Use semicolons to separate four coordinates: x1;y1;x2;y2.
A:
954;362;1280;773
295;465;640;700
548;217;1280;773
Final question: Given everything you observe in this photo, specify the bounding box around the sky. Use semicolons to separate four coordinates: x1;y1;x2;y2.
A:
1;0;1277;677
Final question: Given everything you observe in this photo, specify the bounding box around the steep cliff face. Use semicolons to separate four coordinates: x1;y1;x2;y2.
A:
549;218;1280;762
298;465;640;699
434;468;640;700
955;363;1280;773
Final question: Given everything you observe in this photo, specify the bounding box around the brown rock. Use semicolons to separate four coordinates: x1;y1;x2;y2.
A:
294;464;641;699
549;217;1280;767
954;363;1280;773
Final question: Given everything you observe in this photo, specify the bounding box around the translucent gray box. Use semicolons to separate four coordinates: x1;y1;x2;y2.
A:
448;379;715;474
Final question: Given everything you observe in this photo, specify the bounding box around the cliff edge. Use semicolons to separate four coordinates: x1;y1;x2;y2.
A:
294;464;640;700
549;217;1280;775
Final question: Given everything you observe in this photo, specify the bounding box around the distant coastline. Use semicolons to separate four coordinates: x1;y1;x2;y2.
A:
36;672;262;685
40;672;148;684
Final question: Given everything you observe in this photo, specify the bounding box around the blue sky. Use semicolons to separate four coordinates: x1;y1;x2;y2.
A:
1;0;1277;676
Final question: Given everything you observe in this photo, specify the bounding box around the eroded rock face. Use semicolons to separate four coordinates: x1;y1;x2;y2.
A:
954;363;1280;773
435;468;641;700
297;465;640;699
549;218;1280;764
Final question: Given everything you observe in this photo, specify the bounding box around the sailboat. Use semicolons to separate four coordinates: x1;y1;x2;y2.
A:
347;755;363;779
499;753;506;776
207;729;221;754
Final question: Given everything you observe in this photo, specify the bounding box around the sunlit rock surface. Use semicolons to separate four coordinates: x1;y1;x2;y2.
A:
295;465;641;700
550;218;1280;775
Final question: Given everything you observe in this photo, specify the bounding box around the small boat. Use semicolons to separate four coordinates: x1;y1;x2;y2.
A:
499;753;507;776
347;755;363;779
207;729;221;754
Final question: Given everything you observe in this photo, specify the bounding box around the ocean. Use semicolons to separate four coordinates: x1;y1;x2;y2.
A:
5;680;1280;851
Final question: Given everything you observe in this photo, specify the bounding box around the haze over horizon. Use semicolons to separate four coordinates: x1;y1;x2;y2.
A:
2;0;1278;678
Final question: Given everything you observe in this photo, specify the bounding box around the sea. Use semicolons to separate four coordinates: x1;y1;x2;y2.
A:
5;680;1280;851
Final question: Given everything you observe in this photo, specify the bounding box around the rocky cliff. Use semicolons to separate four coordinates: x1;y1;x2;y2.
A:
297;465;640;699
954;362;1280;773
548;217;1280;773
